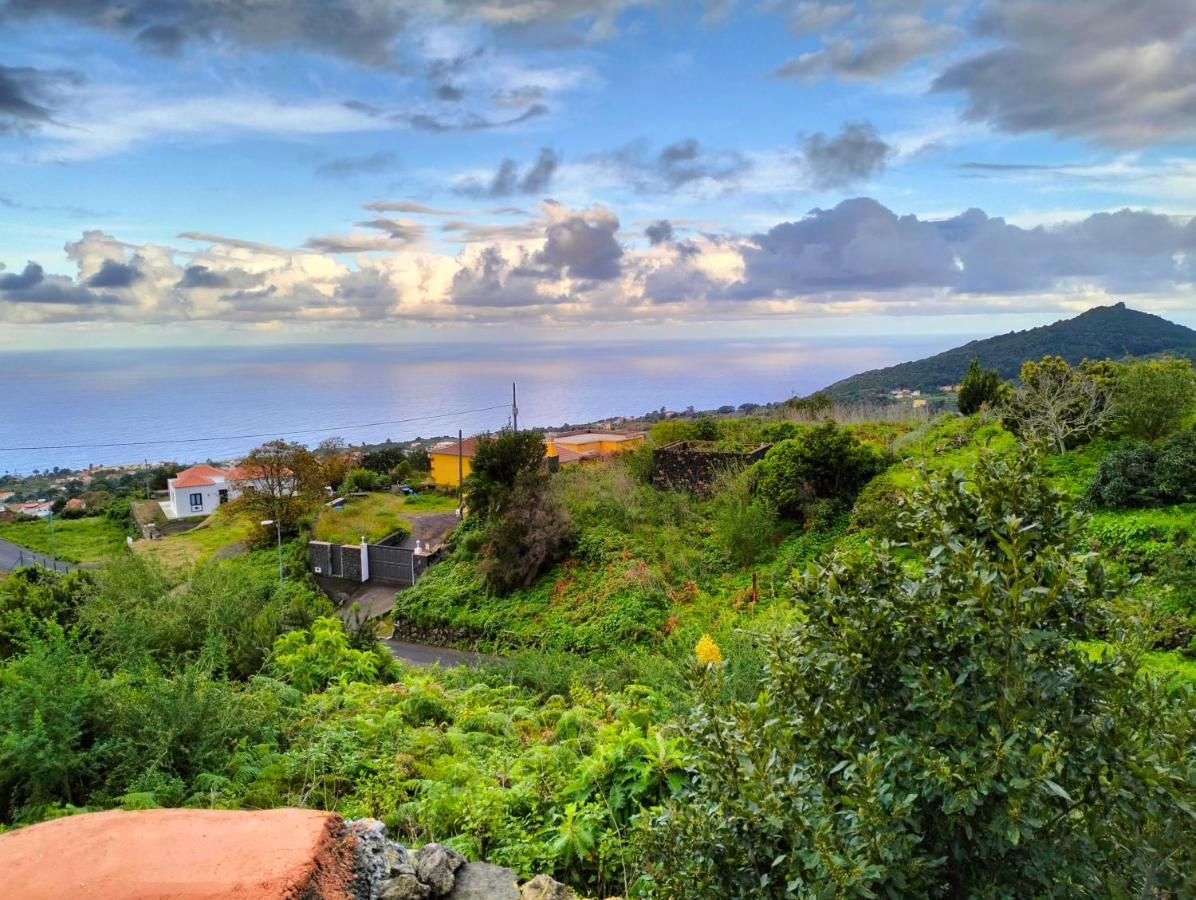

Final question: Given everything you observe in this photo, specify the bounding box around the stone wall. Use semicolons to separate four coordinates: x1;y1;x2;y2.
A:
651;440;771;495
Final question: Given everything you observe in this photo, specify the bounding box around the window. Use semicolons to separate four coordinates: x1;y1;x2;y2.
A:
189;492;203;511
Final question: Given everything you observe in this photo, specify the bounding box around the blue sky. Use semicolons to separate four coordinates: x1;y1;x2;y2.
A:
2;0;1195;348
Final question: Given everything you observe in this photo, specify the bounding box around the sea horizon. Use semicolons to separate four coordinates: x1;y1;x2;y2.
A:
0;333;965;475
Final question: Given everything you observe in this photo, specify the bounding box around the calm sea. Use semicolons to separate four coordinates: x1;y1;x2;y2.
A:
0;336;956;475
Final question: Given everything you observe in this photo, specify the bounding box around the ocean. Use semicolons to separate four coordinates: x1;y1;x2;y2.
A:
0;336;956;475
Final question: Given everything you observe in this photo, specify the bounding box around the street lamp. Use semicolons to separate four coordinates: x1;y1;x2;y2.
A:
39;498;56;567
261;519;284;588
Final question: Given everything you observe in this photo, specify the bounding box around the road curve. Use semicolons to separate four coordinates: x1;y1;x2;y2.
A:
383;637;496;669
0;536;75;574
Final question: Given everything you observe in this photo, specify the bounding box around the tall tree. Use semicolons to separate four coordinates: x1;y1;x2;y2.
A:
1114;356;1196;441
956;356;1003;415
1002;355;1113;452
234;440;323;538
465;429;546;518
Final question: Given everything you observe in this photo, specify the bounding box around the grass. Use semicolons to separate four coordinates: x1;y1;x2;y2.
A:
0;515;128;563
313;492;419;545
133;505;252;568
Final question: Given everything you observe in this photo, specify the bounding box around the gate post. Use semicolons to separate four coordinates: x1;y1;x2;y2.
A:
360;536;370;582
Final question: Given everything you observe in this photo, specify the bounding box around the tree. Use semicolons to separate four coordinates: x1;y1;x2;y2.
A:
315;437;352;491
648;451;1195;897
751;423;885;520
1002;356;1114;452
234;440;324;539
465;429;547;518
1114;357;1196;441
957;356;1003;415
478;473;574;596
361;445;408;475
1086;442;1160;508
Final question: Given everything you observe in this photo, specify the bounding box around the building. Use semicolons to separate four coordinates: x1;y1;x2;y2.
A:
17;500;52;519
427;430;646;488
164;463;278;519
65;497;86;512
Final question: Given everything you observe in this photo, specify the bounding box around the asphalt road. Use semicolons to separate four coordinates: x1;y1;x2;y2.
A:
383;638;496;669
0;536;75;574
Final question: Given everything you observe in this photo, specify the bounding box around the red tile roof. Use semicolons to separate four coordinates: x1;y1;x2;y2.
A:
170;464;229;488
431;437;481;458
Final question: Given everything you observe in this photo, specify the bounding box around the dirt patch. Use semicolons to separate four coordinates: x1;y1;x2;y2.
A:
0;808;356;900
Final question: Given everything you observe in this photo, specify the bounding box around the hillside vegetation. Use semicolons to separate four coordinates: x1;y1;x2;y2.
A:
823;303;1196;401
1;351;1195;897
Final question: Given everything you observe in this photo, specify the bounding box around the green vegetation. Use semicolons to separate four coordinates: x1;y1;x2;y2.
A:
0;515;128;563
4;352;1196;894
824;302;1196;401
312;493;412;545
133;505;253;569
956;355;1003;414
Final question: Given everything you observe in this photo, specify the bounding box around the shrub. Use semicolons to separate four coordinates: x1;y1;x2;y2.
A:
1086;442;1160;508
1114;357;1196;441
269;616;393;692
751;423;885;521
647;450;1196;897
1155;429;1196;502
466;429;547;519
957;356;1003;415
479;475;575;596
708;469;778;567
342;467;386;493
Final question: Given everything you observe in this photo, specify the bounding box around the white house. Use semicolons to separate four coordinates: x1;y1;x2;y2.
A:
164;465;245;519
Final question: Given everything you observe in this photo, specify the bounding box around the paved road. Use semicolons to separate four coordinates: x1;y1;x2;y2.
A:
383;638;496;668
0;536;75;574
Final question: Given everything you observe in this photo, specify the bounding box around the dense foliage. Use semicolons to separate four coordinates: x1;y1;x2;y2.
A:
1113;357;1196;441
648;451;1196;897
1087;430;1196;508
752;423;885;520
956;356;1003;414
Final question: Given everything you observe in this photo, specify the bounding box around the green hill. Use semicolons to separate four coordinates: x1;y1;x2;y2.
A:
823;303;1196;401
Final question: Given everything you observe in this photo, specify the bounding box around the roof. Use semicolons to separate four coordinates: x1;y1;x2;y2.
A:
554;431;643;446
170;464;230;489
430;436;481;458
554;446;594;463
65;498;85;508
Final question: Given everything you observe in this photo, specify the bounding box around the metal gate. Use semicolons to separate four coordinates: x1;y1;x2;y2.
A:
367;544;415;586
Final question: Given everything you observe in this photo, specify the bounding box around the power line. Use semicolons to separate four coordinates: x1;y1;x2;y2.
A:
0;403;511;453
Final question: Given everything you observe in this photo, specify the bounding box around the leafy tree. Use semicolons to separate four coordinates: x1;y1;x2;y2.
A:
1086;442;1161;508
1114;357;1196;441
1002;355;1114;452
341;467;386;493
957;356;1004;415
479;474;574;595
691;417;720;441
751;423;885;520
361;445;408;475
783;391;833;419
466;429;547;519
234;440;325;540
1155;428;1196;502
648;450;1195;897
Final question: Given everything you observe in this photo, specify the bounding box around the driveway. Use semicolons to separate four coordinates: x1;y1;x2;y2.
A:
382;638;496;669
0;536;74;574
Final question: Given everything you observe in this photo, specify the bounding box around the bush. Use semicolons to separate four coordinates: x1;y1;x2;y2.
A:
1155;429;1196;502
342;467;387;493
751;423;885;521
1086;442;1160;508
466;430;547;519
708;469;778;567
1114;357;1196;441
647;451;1196;897
479;475;574;596
957;356;1004;415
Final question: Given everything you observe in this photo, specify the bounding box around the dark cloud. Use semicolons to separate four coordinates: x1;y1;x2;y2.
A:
0;261;120;306
0;64;82;132
799;121;892;189
645;220;673;245
455;147;560;197
435;84;465;101
451;245;555;308
935;0;1196;145
0;261;44;290
776;12;958;81
177;264;230;289
85;259;142;288
314;151;400;179
596;138;751;193
409;103;549;132
535;206;623;280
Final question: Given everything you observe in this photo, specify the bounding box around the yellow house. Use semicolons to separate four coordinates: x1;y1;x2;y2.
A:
427;430;645;488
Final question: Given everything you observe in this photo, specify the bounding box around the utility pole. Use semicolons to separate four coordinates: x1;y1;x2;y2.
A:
457;429;464;497
512;381;518;431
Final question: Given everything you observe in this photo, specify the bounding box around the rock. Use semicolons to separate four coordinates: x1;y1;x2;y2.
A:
519;874;578;900
346;818;414;898
415;842;467;896
381;873;432;900
445;862;521;900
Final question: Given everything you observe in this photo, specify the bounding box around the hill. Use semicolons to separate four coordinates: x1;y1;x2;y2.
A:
822;303;1196;401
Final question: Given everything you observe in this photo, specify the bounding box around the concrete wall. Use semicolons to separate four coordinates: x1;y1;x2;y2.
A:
167;482;238;517
651;440;770;496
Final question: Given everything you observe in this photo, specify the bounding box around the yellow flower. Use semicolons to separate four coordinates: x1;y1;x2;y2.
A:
694;634;723;666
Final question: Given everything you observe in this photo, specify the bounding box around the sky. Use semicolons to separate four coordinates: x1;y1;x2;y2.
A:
1;0;1195;349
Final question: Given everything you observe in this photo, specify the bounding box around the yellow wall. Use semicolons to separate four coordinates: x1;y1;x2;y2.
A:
553;434;646;455
429;451;472;488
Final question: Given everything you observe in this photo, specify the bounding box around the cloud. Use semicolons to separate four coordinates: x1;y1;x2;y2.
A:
645;220;674;245
304;233;420;254
408;102;549;132
435;84;465;101
594;138;751;193
0;262;44;291
364;200;463;215
799;121;892;189
0;64;82;132
85;259;142;288
353;217;427;242
455;147;560;197
440;218;546;243
314;151;400;179
0;261;121;307
776;11;959;81
934;0;1196;146
178;231;292;256
176;264;264;290
534;203;623;280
